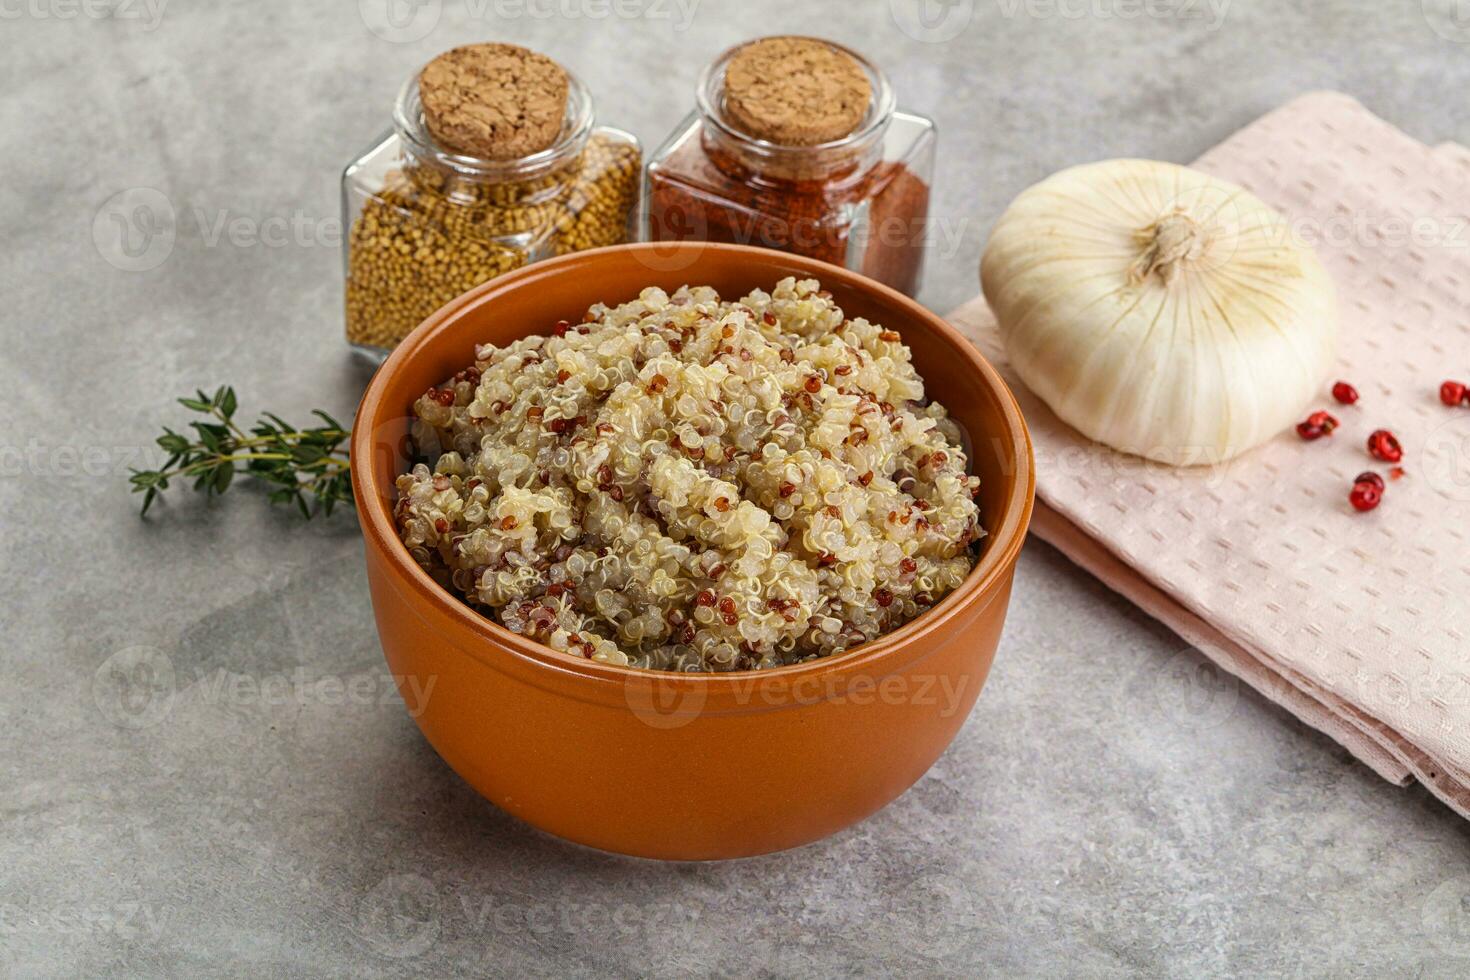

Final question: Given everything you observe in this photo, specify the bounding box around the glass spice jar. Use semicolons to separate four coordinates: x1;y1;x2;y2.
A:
341;48;641;355
644;37;935;296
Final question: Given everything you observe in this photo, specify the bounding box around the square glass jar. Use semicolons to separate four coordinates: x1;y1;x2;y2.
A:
342;71;640;356
644;40;935;297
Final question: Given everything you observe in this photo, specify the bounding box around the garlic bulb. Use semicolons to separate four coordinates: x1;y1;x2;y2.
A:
980;159;1337;466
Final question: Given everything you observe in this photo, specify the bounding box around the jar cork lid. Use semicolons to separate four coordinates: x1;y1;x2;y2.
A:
418;43;570;161
721;36;872;146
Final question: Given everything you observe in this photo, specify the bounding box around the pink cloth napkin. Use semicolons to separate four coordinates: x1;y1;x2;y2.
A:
948;92;1470;816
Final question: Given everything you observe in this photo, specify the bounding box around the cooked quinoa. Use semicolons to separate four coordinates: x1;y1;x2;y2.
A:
394;277;984;672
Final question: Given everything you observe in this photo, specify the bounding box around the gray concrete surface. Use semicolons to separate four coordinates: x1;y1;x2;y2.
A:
5;0;1470;976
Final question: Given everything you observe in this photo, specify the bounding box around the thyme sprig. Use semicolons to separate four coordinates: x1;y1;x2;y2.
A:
129;386;352;519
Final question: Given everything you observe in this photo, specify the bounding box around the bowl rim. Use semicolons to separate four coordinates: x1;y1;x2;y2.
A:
351;242;1035;693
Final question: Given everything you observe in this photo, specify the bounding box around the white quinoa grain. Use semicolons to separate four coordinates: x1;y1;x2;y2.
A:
395;277;984;672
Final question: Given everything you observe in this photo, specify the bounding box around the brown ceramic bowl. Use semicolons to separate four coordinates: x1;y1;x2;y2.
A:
352;243;1034;860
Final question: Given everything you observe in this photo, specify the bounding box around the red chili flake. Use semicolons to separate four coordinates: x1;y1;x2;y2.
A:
499;516;518;531
1367;428;1403;462
1332;381;1360;405
875;588;894;608
713;496;731;513
648;373;669;394
779;482;797;498
1441;380;1469;406
804;376;822;394
696;590;717;607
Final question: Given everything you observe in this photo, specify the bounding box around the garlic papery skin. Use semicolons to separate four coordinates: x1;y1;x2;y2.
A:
980;159;1337;466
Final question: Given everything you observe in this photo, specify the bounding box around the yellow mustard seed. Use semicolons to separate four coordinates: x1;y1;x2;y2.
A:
345;132;641;351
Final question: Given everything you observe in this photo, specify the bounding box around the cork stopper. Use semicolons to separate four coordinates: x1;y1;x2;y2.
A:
418;43;570;161
721;37;872;146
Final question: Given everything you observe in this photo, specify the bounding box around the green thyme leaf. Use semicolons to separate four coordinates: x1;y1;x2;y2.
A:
132;389;353;519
